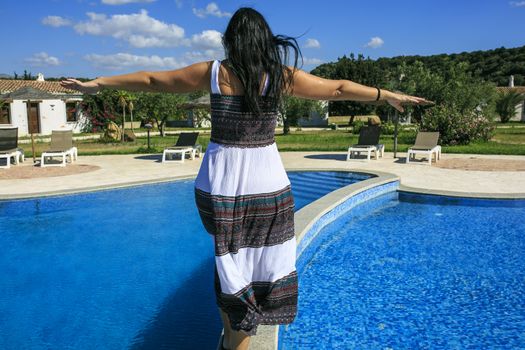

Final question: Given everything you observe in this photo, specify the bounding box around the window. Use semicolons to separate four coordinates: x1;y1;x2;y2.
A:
0;102;10;124
66;102;78;122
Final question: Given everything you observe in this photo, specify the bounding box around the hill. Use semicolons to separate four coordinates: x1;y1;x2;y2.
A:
312;45;525;86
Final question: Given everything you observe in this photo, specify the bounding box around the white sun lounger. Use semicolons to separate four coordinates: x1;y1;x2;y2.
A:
406;132;441;165
41;130;78;167
347;126;383;161
162;132;202;163
0;127;24;169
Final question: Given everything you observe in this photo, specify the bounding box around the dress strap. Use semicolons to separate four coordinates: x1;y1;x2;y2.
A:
212;60;269;96
211;60;222;95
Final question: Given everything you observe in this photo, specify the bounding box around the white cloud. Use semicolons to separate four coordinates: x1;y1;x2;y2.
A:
304;38;321;49
42;15;72;27
84;50;226;71
175;0;183;8
191;30;223;49
74;10;188;48
184;49;224;61
510;1;525;6
364;36;384;49
84;53;186;70
101;0;155;5
25;52;61;66
193;2;231;18
303;57;322;65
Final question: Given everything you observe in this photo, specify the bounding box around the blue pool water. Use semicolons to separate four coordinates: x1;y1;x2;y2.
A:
0;171;367;350
279;191;525;349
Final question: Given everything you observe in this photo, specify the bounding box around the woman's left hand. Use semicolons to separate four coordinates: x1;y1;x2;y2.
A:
383;91;432;112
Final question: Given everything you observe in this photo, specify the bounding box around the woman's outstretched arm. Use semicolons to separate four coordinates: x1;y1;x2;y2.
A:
289;68;430;112
60;61;212;94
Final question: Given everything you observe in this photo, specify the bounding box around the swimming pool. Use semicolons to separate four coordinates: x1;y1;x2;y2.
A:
0;171;368;350
279;191;525;349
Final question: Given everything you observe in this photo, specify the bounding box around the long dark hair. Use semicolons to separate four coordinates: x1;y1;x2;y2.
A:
222;7;302;115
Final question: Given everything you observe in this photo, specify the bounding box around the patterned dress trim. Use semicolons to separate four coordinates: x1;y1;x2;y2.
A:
195;186;295;256
209;94;277;148
215;270;298;336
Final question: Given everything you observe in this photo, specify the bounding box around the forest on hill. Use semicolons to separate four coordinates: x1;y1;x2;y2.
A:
311;44;525;87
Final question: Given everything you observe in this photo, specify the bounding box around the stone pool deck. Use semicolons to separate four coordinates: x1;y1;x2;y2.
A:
0;152;524;199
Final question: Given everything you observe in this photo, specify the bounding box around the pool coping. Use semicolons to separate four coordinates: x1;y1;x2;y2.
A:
0;175;196;201
3;166;525;201
398;184;525;200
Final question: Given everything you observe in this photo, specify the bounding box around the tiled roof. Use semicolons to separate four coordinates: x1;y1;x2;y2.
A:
496;86;525;94
0;79;80;94
0;86;76;100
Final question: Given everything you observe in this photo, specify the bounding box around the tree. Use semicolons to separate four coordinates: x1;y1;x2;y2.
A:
128;99;135;131
80;89;121;133
0;99;8;124
495;90;524;123
23;70;33;80
371;60;497;145
309;45;525;93
116;90;131;141
279;96;324;135
311;53;386;117
134;92;186;136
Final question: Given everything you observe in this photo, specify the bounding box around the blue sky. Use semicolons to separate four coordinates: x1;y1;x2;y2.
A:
1;0;524;78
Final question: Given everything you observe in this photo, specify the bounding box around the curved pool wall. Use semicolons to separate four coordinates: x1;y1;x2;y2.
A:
248;170;400;350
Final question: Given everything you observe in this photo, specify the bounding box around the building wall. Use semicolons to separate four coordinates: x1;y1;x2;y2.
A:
39;99;66;134
512;101;525;122
298;110;329;127
9;100;29;134
4;99;86;136
298;100;329;127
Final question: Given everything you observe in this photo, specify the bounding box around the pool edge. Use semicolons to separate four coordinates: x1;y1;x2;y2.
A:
398;184;525;200
0;175;196;201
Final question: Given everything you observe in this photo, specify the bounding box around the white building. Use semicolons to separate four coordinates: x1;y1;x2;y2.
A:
0;76;86;136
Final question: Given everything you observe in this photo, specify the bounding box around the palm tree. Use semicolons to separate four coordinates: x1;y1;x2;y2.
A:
0;100;6;123
496;90;524;123
117;91;128;141
128;100;135;132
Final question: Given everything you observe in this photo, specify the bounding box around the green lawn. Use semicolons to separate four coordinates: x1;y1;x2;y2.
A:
20;123;525;158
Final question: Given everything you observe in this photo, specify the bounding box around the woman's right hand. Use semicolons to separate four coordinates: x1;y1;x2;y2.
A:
60;78;101;95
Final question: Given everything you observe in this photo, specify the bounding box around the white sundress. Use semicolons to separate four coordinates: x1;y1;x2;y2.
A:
194;60;298;335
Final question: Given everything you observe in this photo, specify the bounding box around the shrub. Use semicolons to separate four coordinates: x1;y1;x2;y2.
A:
380;122;395;135
398;128;419;145
351;120;365;134
420;104;494;145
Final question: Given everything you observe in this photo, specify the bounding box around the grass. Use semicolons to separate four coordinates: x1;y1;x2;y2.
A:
19;123;525;158
21;135;211;157
492;125;525;145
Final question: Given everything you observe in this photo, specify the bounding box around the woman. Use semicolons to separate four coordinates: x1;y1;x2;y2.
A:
62;7;428;350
